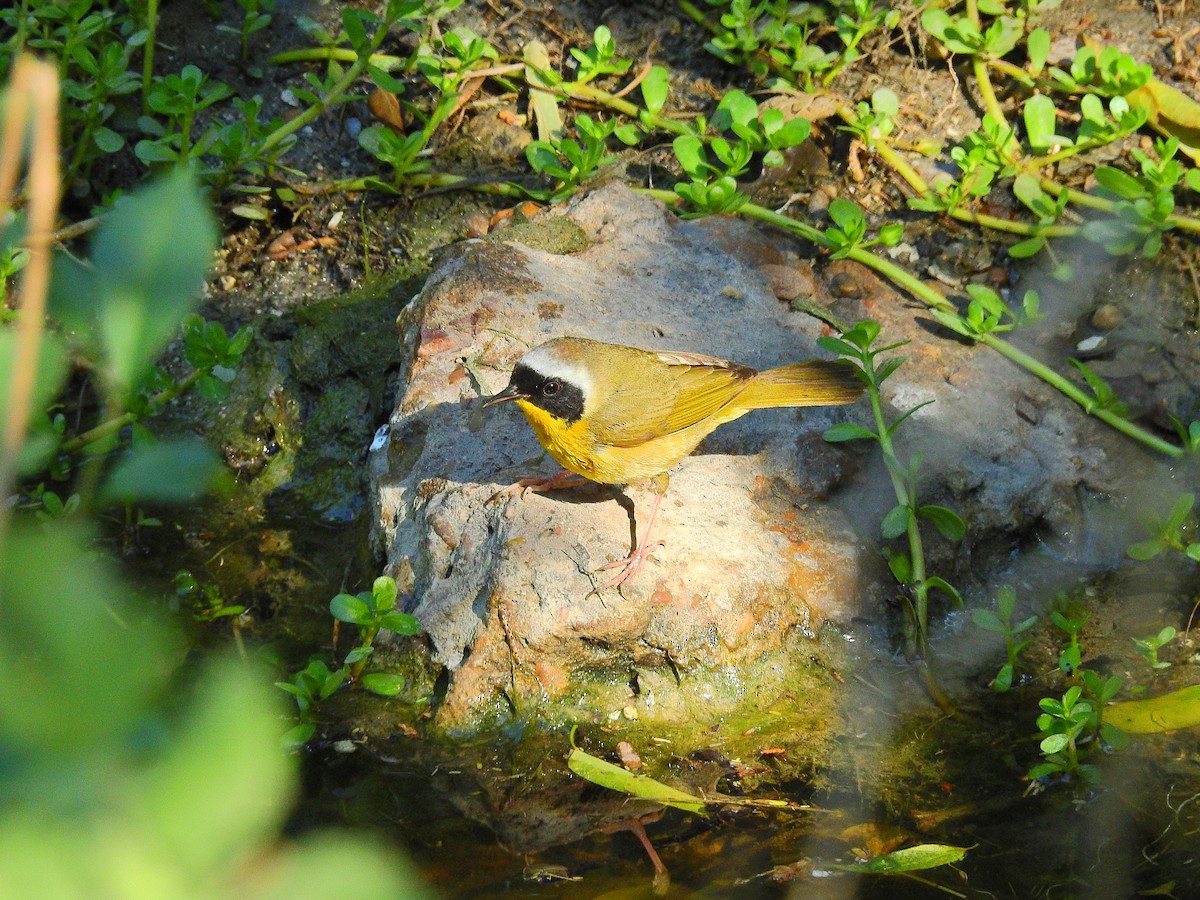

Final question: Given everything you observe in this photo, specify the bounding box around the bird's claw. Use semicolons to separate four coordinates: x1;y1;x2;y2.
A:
593;540;665;592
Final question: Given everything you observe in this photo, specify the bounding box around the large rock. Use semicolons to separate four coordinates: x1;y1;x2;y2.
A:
370;184;873;730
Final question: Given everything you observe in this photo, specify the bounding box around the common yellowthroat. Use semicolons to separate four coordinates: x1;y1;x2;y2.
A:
486;336;862;589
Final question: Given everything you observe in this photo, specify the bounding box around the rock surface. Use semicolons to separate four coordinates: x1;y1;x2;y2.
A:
369;183;1131;733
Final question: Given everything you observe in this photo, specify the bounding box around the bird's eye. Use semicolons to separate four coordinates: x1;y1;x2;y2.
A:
542;379;561;396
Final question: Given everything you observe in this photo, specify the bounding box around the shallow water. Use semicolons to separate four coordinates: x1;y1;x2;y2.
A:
286;558;1200;899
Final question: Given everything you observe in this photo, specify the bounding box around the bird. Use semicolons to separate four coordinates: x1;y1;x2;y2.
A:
485;336;863;590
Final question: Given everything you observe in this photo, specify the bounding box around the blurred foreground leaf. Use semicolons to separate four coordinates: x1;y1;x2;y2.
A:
0;522;431;898
50;169;217;394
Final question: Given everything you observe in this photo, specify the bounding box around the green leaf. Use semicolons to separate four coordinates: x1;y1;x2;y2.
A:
871;88;899;118
1027;28;1050;74
918;504;966;541
344;646;373;665
1028;761;1063;780
828;198;865;236
924;576;963;607
380;610;421;635
828;844;968;874
567;748;708;815
1106;685;1200;733
1093;166;1145;199
1127;538;1166;560
330;593;371;625
822;422;877;443
1040;733;1071;754
52;171;217;394
101;439;223;504
361;673;406;696
1164;492;1195;532
816;336;858;357
884;548;911;583
141;657;293;875
880;504;911;540
93;126;124;153
640;65;669;116
1023;94;1068;151
231;204;269;220
1100;723;1130;751
342;8;367;49
992;662;1014;692
372;575;398;609
971;608;1004;632
671;134;708;179
282;721;316;749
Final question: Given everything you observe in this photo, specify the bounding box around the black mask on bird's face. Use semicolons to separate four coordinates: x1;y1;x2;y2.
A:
485;363;586;424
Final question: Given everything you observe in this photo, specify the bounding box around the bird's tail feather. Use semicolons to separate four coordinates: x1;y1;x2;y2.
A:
738;361;862;409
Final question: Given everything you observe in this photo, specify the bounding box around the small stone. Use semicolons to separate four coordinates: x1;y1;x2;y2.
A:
1075;334;1106;354
616;741;642;769
622;705;638;720
1091;303;1121;331
464;210;491;238
829;271;863;298
763;262;816;301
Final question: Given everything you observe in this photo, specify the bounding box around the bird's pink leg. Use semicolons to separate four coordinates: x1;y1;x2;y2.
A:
595;488;666;590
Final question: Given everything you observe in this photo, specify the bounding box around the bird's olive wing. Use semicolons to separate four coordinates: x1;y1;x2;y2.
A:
588;359;753;447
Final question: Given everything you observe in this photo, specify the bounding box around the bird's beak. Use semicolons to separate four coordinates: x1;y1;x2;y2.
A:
483;383;526;407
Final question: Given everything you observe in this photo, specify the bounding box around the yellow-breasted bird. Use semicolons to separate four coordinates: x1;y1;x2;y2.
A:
486;336;863;589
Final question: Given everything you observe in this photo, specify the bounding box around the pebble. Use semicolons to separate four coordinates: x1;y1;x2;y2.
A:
829;271;863;298
1091;303;1121;331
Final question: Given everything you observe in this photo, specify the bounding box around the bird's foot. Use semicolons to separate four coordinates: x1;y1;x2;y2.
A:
516;470;588;495
490;470;587;503
593;538;665;591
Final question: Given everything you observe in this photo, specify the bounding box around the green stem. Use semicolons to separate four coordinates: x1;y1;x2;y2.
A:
676;0;713;32
563;81;693;136
142;0;158;114
268;46;405;71
59;366;206;456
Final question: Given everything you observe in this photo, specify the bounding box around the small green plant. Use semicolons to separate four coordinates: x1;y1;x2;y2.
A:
671;89;811;215
1128;493;1200;562
330;575;422;696
920;8;1023;60
135;64;235;167
1081;138;1186;257
1132;626;1176;670
216;0;276;70
569;24;630;83
526;114;619;201
820;321;965;694
821;198;904;259
1066;358;1129;417
173;569;247;624
841;87;898;147
690;0;895;88
1029;670;1126;787
972;585;1037;691
1051;607;1088;674
275;658;348;747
